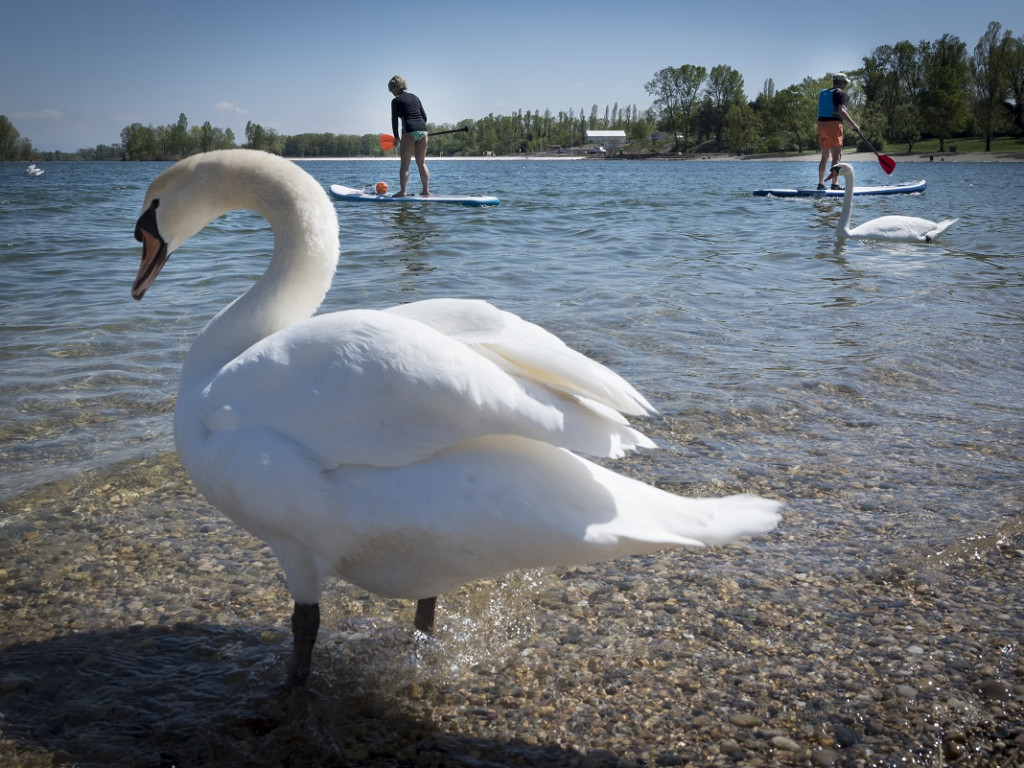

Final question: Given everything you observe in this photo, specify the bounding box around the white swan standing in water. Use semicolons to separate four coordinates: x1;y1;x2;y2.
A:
827;162;957;243
131;150;781;686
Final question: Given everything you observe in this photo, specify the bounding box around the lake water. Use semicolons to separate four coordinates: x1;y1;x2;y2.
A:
3;157;1020;559
1;156;1022;765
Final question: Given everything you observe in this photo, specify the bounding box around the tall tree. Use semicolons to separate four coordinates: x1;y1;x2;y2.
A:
722;102;761;154
767;80;818;153
644;65;706;149
1003;33;1024;131
972;21;1013;151
704;65;746;144
197;121;215;153
863;40;921;146
121;122;157;160
245;120;266;150
0;115;23;160
167;112;189;157
920;34;971;151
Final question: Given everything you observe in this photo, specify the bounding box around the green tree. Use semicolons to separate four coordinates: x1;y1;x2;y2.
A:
768;79;818;153
972;21;1013;151
920;34;971;151
0;115;23;160
644;64;706;150
722;102;761;153
863;40;921;146
245;120;268;151
194;121;215;153
705;64;746;145
1006;34;1024;131
166;112;190;157
121;122;157;160
750;79;782;152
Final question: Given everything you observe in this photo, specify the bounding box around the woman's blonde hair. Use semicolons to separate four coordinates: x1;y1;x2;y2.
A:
388;75;407;94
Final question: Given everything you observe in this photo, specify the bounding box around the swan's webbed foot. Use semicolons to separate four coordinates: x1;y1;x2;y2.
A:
414;597;436;633
287;602;320;687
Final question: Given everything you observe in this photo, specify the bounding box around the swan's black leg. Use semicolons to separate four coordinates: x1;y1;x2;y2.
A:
287;602;320;687
414;597;436;633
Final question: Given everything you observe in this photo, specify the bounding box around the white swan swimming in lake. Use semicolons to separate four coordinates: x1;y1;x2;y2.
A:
25;164;43;176
131;149;781;686
827;162;957;243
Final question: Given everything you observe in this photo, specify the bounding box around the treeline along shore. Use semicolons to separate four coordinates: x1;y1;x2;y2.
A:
1;20;1020;163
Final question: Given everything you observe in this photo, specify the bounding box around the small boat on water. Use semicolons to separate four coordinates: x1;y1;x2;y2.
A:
25;164;44;177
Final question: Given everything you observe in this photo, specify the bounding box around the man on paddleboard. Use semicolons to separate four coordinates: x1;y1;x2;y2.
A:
817;73;861;190
388;75;430;198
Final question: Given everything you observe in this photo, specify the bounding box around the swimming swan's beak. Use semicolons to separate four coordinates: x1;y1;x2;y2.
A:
132;200;168;300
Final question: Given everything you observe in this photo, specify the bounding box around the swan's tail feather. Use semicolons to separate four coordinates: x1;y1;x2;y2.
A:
925;218;958;241
319;436;781;599
583;460;782;549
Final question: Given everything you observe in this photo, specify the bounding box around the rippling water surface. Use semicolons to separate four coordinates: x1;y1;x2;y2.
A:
1;156;1022;764
3;158;1020;552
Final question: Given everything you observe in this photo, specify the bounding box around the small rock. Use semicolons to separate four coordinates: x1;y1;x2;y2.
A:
771;735;801;752
895;684;918;699
811;747;839;767
834;725;860;748
729;712;762;728
0;675;33;693
718;738;740;755
978;679;1011;700
943;738;966;761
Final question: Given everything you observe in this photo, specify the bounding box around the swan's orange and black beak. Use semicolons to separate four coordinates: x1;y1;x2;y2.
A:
826;166;840;183
132;200;168;300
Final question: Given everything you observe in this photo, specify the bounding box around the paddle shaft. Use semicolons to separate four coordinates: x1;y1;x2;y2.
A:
380;126;468;149
425;127;469;138
852;125;896;174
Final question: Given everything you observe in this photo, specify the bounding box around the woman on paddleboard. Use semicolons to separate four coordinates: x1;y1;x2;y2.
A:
388;75;430;197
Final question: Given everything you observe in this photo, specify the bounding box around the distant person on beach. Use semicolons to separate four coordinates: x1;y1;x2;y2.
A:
388;75;430;197
817;73;860;190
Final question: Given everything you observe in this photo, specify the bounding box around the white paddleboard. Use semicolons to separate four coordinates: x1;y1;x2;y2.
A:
753;179;926;197
329;184;500;207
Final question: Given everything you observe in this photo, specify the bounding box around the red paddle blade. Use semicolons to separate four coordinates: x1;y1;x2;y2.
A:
878;154;896;175
379;134;396;151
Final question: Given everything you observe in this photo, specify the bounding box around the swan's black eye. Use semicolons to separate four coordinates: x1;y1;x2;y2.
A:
134;199;160;243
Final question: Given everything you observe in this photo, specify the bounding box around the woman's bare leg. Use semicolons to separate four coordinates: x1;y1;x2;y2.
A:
415;136;430;196
397;133;414;196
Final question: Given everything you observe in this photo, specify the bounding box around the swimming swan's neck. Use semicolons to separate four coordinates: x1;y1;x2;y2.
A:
835;175;854;239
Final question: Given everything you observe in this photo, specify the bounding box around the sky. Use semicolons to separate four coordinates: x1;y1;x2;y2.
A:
3;1;1021;152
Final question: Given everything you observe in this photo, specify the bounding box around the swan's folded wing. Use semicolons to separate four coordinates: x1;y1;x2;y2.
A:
385;298;656;415
194;308;654;470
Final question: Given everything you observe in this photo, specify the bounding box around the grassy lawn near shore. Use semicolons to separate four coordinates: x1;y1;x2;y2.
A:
880;135;1024;157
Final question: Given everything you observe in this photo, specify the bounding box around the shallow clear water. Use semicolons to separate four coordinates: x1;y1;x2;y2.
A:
2;157;1020;563
1;156;1023;766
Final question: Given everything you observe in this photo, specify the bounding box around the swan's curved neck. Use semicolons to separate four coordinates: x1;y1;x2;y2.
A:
182;165;339;385
835;170;854;238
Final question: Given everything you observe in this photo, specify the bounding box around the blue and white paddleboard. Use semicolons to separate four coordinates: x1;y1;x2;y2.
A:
752;179;926;197
329;184;500;207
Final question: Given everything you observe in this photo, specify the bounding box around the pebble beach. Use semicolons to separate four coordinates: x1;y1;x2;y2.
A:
2;452;1022;768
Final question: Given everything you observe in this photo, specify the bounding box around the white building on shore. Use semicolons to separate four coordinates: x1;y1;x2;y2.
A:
585;130;627;149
